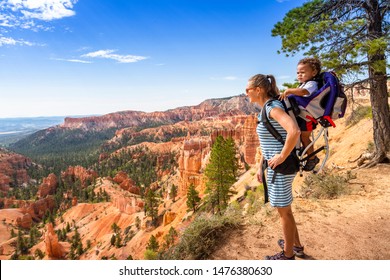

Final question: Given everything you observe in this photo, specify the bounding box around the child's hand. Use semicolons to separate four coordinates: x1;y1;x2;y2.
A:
279;89;291;100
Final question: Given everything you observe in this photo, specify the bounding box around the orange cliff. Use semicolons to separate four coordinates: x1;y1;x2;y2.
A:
178;114;259;194
0;148;31;193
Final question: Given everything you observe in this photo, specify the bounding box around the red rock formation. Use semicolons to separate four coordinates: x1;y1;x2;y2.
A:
242;114;260;165
0;149;31;193
72;197;78;207
21;196;56;221
16;213;33;229
37;173;58;198
113;171;128;185
44;223;66;259
163;211;176;226
178;138;210;194
111;196;143;214
113;171;140;195
61;166;98;189
60;95;260;131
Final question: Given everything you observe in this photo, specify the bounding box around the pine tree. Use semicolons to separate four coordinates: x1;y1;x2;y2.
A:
146;235;159;252
163;226;178;249
170;184;178;202
186;183;201;212
204;136;239;214
145;188;159;226
135;216;141;230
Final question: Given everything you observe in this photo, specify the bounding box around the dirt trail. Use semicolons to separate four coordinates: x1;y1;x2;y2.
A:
211;98;390;260
211;165;390;260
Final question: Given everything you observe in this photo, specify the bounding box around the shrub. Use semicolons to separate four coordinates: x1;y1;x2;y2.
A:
162;205;242;260
300;170;356;199
144;249;158;260
346;105;372;126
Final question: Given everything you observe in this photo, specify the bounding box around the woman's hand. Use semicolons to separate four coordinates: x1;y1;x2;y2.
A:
268;153;286;169
256;168;263;183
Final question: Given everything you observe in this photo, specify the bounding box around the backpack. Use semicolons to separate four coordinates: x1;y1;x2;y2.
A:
288;71;347;128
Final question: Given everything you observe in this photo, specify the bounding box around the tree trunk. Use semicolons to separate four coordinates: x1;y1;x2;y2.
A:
364;0;390;166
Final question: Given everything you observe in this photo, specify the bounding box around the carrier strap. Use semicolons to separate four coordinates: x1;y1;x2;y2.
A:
261;100;286;146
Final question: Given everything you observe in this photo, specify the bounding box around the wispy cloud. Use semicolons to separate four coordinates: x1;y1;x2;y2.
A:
81;49;148;63
0;35;36;46
52;58;92;64
210;76;239;81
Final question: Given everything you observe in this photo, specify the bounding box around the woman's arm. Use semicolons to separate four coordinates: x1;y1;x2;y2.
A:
267;107;300;169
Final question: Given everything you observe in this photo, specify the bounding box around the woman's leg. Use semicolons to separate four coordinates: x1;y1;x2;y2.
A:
277;205;300;257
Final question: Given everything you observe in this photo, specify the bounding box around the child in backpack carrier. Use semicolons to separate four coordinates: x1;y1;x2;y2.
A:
279;57;321;171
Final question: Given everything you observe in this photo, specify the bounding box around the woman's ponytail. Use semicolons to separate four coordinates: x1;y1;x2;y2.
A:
248;74;280;99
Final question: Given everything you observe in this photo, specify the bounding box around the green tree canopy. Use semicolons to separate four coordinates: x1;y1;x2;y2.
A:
204;136;239;214
186;183;201;212
272;0;390;165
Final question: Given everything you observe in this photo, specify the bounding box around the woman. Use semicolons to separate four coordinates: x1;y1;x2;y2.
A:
246;74;304;260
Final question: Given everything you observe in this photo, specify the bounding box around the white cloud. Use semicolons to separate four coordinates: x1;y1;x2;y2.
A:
52;58;92;64
82;49;148;63
210;76;239;81
223;76;238;81
0;35;36;46
0;0;78;28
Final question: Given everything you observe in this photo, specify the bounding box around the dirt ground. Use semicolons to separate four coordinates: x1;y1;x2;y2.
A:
211;164;390;260
210;100;390;260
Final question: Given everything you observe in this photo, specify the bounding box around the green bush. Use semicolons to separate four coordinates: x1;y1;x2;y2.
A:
346;105;372;126
162;206;242;260
144;249;158;260
300;170;356;199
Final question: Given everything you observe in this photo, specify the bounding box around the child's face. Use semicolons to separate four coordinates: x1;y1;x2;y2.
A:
296;63;317;83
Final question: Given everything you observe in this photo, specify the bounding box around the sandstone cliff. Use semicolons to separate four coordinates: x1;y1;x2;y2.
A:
61;95;260;131
0;148;31;193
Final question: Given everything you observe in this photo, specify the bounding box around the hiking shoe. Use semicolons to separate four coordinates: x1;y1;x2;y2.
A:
277;239;305;258
303;156;320;171
265;251;295;260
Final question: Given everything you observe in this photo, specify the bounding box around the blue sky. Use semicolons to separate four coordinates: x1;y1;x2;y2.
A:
0;0;307;118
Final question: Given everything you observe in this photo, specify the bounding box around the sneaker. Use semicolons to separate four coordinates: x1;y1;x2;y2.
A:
277;239;305;258
265;251;295;260
303;156;320;171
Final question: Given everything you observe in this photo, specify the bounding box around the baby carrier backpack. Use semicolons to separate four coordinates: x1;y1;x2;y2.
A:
282;71;347;173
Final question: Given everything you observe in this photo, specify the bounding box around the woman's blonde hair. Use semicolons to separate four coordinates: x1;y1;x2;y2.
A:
248;74;280;99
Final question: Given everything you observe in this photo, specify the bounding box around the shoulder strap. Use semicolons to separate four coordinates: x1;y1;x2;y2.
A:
261;99;285;145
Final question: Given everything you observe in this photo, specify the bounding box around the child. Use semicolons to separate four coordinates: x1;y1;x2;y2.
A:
280;57;321;171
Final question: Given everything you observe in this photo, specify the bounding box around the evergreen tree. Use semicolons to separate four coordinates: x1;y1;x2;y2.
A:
17;230;28;255
146;235;159;252
170;184;178;202
186;183;201;212
204;136;239;214
110;234;116;246
135;216;141;230
163;226;178;249
144;188;159;226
